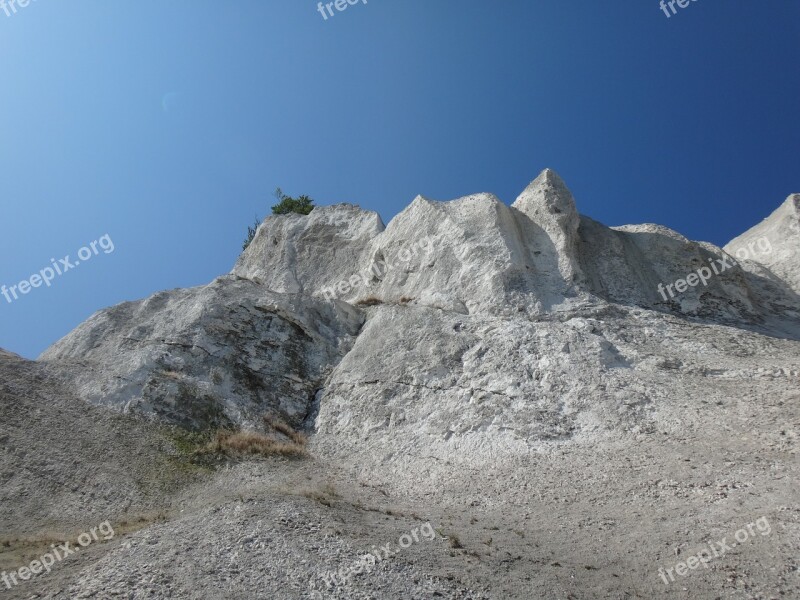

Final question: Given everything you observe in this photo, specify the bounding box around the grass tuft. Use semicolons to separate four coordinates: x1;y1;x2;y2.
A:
200;429;309;459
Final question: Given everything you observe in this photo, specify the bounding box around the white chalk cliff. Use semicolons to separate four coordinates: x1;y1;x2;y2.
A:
38;170;799;457
5;170;799;599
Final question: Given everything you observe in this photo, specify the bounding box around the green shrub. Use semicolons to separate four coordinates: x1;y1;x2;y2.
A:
242;216;261;251
271;188;315;215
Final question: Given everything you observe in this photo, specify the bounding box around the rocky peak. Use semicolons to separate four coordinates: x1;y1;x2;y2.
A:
513;168;579;223
512;169;583;286
724;194;800;294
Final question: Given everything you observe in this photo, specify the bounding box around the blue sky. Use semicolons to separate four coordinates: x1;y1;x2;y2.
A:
1;1;798;358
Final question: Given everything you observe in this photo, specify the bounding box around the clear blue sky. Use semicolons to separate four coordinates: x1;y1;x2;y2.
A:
1;1;798;358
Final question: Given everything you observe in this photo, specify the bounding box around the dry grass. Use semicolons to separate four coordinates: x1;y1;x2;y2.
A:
263;414;308;446
115;511;170;534
297;482;338;507
0;512;169;571
160;370;184;380
448;534;464;549
201;430;309;459
355;296;383;307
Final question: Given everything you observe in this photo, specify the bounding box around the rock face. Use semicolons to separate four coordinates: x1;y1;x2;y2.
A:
724;194;800;294
40;277;364;429
35;170;800;444
578;217;800;330
232;204;385;296
355;192;583;316
512;168;584;287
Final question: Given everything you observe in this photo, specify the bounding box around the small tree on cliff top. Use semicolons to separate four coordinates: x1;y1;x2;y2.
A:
242;188;315;250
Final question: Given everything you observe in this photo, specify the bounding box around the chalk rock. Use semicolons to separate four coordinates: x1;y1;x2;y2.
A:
724;194;800;294
40;276;363;429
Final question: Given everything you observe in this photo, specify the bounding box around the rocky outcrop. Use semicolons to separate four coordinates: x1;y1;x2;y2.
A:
33;170;800;442
352;191;587;316
232;203;385;295
512;168;584;288
233;170;800;329
40;276;364;429
724;194;800;294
